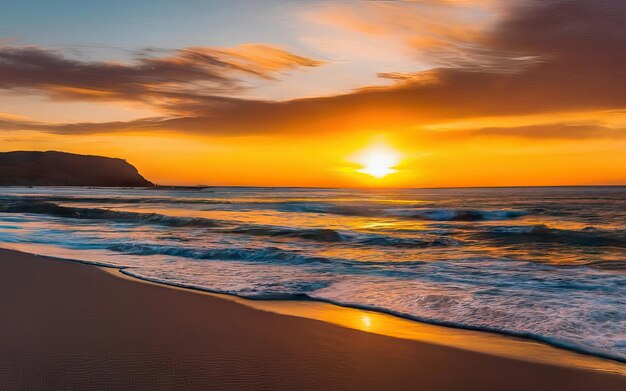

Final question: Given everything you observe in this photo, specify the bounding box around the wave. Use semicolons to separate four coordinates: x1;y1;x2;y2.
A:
223;226;346;242
0;200;459;247
387;208;529;221
103;242;425;276
478;225;626;247
100;242;433;274
1;195;531;222
109;243;332;265
1;195;230;205
357;235;458;247
278;202;530;221
0;201;222;228
584;260;626;271
221;226;458;247
276;202;382;217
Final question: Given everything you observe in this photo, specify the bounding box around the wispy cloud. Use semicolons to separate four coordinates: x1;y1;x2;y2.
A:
0;44;323;108
426;123;626;141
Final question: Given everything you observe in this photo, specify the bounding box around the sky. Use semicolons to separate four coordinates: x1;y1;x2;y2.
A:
1;0;625;187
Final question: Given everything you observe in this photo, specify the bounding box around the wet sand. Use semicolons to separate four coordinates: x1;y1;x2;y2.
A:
1;248;625;390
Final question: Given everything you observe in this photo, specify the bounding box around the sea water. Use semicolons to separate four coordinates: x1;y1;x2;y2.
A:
0;186;624;361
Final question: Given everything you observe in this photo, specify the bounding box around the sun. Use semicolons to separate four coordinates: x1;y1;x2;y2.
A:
351;137;401;179
358;152;398;178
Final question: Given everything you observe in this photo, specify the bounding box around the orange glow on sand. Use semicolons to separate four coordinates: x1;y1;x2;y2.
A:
210;294;626;377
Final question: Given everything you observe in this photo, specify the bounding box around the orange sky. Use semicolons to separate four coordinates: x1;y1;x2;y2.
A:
1;1;625;187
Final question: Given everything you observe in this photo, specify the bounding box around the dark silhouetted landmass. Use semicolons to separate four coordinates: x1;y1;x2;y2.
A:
0;151;154;187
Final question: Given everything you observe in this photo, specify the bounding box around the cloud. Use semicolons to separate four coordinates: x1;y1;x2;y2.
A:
0;44;323;108
426;123;626;142
0;0;624;139
307;0;505;70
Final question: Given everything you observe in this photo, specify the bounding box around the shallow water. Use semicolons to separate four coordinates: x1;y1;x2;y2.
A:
0;186;625;361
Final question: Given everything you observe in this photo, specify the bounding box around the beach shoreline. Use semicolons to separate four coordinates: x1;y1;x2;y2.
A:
108;260;626;375
1;247;625;390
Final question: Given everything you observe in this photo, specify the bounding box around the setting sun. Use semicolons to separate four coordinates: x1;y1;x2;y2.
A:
352;138;401;178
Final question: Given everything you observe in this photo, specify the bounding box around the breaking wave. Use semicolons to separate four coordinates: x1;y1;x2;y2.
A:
387;208;529;221
478;225;626;247
0;195;231;205
0;200;462;247
0;201;222;227
221;226;459;247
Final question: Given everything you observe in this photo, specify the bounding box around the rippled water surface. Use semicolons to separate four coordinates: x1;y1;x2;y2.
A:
1;186;625;361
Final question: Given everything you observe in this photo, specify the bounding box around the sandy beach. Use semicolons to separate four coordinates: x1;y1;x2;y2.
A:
0;248;624;390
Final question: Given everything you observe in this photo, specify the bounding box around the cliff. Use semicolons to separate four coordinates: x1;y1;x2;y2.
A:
0;151;154;187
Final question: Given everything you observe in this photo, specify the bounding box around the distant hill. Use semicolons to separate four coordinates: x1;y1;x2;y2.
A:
0;151;154;187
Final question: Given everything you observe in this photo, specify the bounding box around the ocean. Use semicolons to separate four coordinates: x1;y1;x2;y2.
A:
0;186;624;361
